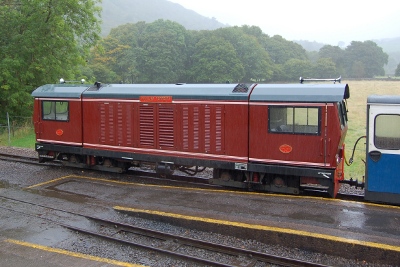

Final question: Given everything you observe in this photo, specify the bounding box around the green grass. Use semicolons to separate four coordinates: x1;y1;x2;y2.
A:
0;126;36;149
343;80;400;180
10;131;36;148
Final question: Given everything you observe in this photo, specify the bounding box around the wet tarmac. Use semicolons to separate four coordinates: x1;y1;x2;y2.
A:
0;160;399;265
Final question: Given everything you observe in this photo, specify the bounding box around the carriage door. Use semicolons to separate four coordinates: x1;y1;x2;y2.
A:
365;103;400;202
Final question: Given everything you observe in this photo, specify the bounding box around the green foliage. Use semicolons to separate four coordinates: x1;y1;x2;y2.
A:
213;27;273;82
282;59;313;82
344;41;388;78
93;22;307;84
264;35;308;65
137;20;188;83
317;41;389;79
188;36;245;83
313;58;337;78
2;1;392;124
0;0;102;123
395;63;400;77
0;119;35;148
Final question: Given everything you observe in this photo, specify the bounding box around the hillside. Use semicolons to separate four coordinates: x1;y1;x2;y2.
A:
101;0;226;36
100;0;400;75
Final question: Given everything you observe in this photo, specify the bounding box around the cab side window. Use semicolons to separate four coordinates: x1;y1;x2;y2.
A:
42;101;69;121
269;106;320;135
375;114;400;149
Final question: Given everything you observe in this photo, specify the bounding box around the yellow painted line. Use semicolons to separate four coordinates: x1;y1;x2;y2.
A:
25;175;74;189
114;206;400;253
26;174;400;210
5;239;146;267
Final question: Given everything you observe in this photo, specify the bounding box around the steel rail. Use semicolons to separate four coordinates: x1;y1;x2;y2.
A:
0;195;328;267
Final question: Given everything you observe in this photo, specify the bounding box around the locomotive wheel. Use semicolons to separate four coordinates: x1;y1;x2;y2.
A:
102;158;114;167
69;155;82;163
272;177;286;187
220;171;232;181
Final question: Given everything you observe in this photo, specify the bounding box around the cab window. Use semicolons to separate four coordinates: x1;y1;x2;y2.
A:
42;101;69;121
269;106;320;135
375;114;400;149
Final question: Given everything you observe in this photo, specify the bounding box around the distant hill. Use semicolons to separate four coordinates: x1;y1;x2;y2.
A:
101;0;226;36
100;0;400;75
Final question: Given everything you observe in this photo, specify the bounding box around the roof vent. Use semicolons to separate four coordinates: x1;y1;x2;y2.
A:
232;83;249;93
87;82;102;91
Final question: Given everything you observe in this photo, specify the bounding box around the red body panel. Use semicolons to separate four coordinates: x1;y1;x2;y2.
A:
249;103;346;169
33;99;83;146
81;100;249;162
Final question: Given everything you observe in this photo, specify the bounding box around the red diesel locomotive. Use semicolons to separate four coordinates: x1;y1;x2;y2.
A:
32;82;350;197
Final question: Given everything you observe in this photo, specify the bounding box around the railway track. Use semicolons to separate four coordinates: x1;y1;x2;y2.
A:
0;152;61;167
0;151;219;188
0;195;328;267
0;151;366;201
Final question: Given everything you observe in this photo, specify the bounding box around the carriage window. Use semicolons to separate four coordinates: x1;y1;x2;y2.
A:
375;114;400;149
269;106;320;135
42;101;69;121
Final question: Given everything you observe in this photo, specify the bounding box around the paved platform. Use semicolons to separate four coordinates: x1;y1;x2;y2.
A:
0;238;143;267
1;172;400;265
40;174;400;264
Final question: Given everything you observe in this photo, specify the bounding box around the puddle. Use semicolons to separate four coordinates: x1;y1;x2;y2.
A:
288;211;335;224
26;187;89;204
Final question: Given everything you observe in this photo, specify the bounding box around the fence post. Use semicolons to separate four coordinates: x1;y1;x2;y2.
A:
7;112;11;146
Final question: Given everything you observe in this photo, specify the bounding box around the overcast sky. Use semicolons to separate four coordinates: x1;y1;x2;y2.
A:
168;0;400;45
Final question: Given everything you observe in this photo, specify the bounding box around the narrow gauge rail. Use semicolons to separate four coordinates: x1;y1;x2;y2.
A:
0;195;328;267
0;151;366;202
0;151;215;187
0;152;40;163
0;152;61;167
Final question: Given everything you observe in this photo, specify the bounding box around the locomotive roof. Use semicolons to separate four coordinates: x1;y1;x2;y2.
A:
82;83;253;100
31;84;89;98
250;83;350;103
368;95;400;105
31;83;350;103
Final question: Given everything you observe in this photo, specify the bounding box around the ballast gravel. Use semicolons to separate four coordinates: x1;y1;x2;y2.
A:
0;146;389;266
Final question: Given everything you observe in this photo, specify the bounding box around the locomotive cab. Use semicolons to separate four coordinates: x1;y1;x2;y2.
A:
245;83;350;197
32;84;87;162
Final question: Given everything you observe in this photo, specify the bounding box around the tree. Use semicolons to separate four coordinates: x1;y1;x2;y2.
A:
136;20;188;83
351;61;366;78
312;58;338;78
104;20;188;83
395;63;400;77
213;27;273;82
263;35;308;65
283;59;313;81
0;0;101;120
188;36;245;83
90;36;134;83
318;45;346;75
344;41;388;78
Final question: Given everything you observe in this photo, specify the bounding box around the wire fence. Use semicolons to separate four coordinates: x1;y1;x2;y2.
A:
0;113;34;146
